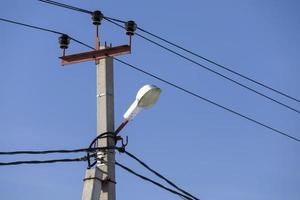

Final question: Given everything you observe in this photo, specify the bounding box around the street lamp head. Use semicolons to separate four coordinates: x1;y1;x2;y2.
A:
123;84;161;121
136;84;161;108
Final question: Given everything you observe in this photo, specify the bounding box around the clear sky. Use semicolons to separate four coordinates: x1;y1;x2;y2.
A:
0;0;299;199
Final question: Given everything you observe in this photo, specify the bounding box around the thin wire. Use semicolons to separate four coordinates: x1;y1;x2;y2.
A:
0;17;92;50
0;147;110;155
103;16;126;24
38;0;125;24
0;17;63;35
52;21;300;144
37;0;300;103
114;58;300;143
69;37;95;49
104;16;300;104
103;18;300;115
115;161;196;200
103;17;127;29
137;27;300;103
123;150;199;200
2;16;299;143
38;0;93;14
0;156;87;166
135;34;300;114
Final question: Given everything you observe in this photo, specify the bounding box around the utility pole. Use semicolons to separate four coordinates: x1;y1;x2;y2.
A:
81;53;115;200
57;11;136;200
96;54;116;200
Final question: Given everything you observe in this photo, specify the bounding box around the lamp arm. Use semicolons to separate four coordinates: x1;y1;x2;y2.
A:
115;120;129;136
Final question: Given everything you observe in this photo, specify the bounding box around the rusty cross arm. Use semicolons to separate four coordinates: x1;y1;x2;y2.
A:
60;45;131;66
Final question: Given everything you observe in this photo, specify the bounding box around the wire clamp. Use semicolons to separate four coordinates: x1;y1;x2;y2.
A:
102;177;117;185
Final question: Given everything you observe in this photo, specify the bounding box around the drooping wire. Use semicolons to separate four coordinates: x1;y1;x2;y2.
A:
37;0;300;104
1;17;299;143
113;58;300;143
0;17;92;49
136;27;300;103
115;161;196;200
103;18;300;115
0;156;87;166
0;147;109;155
103;16;300;104
0;17;63;35
70;37;94;49
0;134;120;167
38;0;93;14
123;150;199;200
38;0;125;25
104;16;126;24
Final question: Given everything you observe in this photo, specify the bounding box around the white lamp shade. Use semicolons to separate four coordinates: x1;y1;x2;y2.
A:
123;84;161;121
136;84;161;108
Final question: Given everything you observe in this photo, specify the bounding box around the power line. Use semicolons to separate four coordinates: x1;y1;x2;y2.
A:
136;27;300;103
0;147;110;155
0;17;92;49
115;161;196;200
103;15;300;104
1;17;299;143
113;57;300;143
135;33;300;114
37;0;300;105
38;0;93;14
38;0;125;25
37;1;300;114
123;150;199;200
104;16;126;24
104;18;300;115
69;37;94;49
0;17;63;35
0;156;87;166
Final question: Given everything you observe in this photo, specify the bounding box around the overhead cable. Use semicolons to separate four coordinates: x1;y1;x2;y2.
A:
38;0;93;14
1;17;299;143
0;147;109;155
0;17;63;35
0;156;87;166
0;17;92;49
37;0;300;104
104;18;300;115
115;161;196;200
113;58;300;143
123;150;199;200
104;15;300;104
136;27;300;103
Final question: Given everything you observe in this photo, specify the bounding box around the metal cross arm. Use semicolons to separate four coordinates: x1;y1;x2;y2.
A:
60;44;131;66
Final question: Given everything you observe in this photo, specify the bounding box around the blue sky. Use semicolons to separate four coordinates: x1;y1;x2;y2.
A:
0;0;299;199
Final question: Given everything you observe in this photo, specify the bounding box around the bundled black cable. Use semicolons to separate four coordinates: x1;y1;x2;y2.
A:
114;160;195;200
0;147;110;155
123;150;199;200
0;133;119;166
0;157;87;166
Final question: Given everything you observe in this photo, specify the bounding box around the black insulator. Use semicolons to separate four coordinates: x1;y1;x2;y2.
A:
92;10;103;25
125;20;137;35
59;34;70;49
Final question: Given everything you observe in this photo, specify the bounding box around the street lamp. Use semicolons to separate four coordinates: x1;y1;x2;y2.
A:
115;84;161;135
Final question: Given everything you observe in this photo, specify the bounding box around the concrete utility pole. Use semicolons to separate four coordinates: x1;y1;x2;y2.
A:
81;53;116;200
58;11;135;200
96;55;116;200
